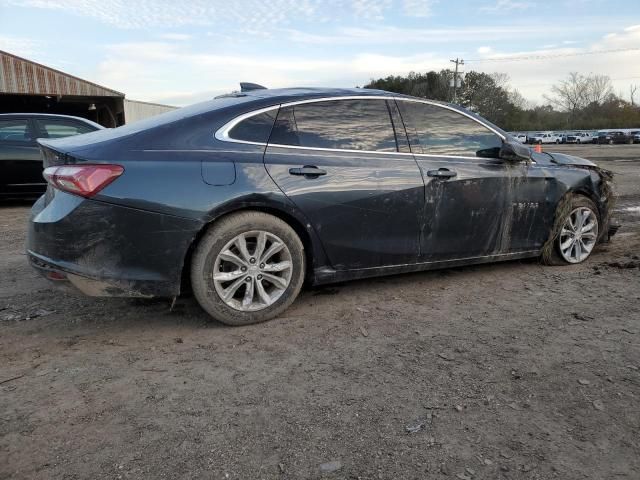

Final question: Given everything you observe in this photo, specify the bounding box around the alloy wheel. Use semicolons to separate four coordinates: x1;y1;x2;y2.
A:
558;207;598;263
212;231;293;311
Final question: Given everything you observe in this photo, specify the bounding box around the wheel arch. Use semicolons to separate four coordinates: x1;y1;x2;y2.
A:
179;202;325;294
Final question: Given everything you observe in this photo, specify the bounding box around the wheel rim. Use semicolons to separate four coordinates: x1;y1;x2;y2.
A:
212;231;293;311
559;207;598;263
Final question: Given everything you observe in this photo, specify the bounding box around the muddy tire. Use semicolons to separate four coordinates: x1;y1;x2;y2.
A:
191;211;305;326
542;195;600;266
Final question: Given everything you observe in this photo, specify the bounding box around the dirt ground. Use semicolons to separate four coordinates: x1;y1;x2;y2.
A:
1;144;639;480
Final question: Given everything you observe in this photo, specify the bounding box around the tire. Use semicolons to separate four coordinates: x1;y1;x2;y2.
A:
190;211;305;325
608;139;613;145
542;195;600;266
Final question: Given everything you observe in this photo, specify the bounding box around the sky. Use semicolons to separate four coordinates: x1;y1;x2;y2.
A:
0;0;639;107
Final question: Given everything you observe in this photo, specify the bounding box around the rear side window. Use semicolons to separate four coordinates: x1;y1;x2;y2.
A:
398;101;502;158
270;99;397;152
0;119;30;142
227;110;277;143
36;120;94;138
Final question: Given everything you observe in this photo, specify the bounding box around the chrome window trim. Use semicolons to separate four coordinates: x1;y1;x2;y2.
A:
214;104;280;145
213;95;508;155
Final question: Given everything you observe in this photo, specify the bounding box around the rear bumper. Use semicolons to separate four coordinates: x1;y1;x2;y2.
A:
27;192;203;297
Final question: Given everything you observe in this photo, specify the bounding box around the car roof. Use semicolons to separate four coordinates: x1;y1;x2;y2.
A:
39;86;510;153
233;86;394;99
0;113;104;128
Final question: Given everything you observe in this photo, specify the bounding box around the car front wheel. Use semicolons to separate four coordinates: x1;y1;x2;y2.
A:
191;211;305;325
543;196;600;265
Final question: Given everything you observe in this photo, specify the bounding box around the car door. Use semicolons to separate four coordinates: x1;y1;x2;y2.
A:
263;98;424;270
396;99;552;260
0;117;41;194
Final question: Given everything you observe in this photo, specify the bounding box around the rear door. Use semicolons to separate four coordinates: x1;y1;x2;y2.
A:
263;98;424;270
0;117;41;194
396;99;551;260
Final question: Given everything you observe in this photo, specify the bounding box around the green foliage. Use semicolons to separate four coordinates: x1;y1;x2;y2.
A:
364;71;640;131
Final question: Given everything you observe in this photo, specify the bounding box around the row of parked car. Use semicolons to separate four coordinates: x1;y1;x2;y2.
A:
510;130;640;145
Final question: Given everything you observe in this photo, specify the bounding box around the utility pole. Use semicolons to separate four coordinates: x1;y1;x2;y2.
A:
450;58;464;103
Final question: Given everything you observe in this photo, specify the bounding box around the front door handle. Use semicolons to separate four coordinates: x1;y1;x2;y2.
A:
426;168;457;179
289;166;327;177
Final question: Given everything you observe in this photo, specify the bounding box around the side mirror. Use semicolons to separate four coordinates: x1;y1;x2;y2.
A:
499;140;531;162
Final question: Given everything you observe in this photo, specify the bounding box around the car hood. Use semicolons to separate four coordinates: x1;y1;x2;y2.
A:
532;151;597;167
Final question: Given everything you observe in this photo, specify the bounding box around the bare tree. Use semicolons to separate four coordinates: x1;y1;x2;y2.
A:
631;84;638;106
585;74;613;105
508;89;529;110
544;72;590;115
491;72;510;89
545;72;615;126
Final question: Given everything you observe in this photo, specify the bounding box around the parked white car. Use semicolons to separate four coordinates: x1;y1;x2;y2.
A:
511;133;528;143
528;132;560;144
565;132;592;144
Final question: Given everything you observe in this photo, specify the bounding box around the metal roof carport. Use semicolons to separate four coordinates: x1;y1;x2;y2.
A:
0;50;125;127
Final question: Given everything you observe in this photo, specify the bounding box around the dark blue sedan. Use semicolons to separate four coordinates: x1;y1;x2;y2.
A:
28;86;615;325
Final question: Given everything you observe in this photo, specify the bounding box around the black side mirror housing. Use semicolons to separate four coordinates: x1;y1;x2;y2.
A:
499;140;531;162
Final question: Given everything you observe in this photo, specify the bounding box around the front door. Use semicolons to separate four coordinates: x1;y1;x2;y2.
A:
396;99;550;260
264;98;424;270
0;117;41;195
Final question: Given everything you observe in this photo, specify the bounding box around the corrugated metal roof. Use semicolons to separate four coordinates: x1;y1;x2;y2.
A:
0;50;124;97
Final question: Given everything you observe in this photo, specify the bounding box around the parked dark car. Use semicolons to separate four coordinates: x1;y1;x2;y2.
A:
596;130;633;145
0;113;103;198
28;87;615;325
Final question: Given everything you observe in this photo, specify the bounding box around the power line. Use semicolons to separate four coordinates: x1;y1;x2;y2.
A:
511;75;640;89
465;47;640;63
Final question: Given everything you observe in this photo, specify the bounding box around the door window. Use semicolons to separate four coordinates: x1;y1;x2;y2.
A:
35;119;94;138
397;101;502;158
0;119;31;142
270;99;397;152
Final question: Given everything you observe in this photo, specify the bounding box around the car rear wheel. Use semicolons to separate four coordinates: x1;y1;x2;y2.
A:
191;211;305;325
542;196;600;265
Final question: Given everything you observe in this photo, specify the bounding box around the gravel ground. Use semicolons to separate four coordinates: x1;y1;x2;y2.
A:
1;144;639;480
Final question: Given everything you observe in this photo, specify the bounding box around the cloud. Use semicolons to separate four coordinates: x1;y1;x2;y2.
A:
93;23;640;107
94;40;451;105
402;0;435;17
0;34;39;57
1;0;435;29
466;26;640;103
285;24;552;46
158;33;192;41
480;0;533;12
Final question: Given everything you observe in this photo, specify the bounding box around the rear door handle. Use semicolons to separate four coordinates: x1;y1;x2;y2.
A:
289;166;327;177
426;168;457;179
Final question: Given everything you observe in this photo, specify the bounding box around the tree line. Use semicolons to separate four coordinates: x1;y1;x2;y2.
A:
364;70;640;132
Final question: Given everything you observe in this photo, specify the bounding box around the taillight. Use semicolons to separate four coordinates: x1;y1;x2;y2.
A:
43;164;124;197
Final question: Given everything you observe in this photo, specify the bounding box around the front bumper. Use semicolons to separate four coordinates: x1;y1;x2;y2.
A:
27;191;203;297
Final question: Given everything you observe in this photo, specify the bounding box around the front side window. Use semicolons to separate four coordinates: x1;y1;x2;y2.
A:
36;120;94;138
270;99;397;152
397;101;502;158
227;110;277;143
0;119;30;142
